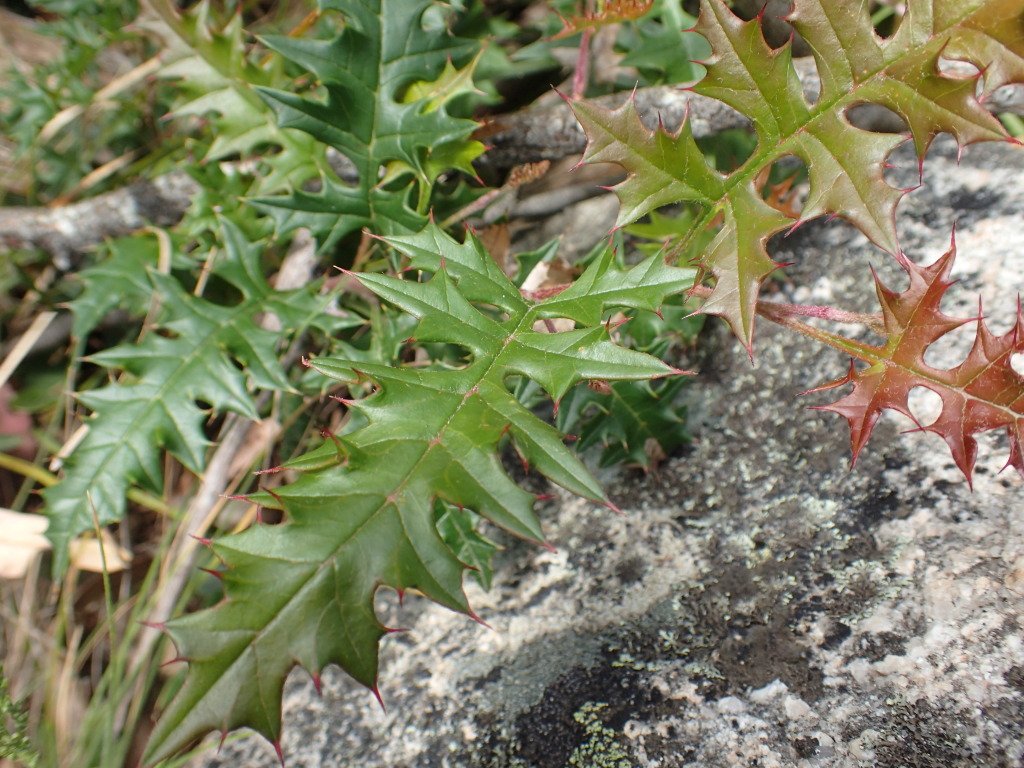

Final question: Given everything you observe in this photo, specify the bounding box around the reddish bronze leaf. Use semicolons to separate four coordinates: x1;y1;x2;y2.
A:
811;239;1024;484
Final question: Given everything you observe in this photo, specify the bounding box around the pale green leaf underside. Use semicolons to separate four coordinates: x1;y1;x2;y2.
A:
45;221;317;575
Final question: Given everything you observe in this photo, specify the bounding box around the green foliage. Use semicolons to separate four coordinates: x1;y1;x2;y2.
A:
44;219;335;573
143;225;691;762
4;0;1023;764
617;0;708;85
250;0;484;246
518;244;705;469
156;0;325;196
0;667;38;767
572;0;1023;349
0;0;166;202
69;236;164;342
435;499;499;590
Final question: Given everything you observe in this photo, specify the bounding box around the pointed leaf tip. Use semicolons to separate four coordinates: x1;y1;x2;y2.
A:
467;610;493;631
371;685;387;714
604;500;623;515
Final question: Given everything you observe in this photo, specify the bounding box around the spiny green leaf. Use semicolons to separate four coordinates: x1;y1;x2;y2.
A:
71;236;158;342
143;223;693;764
435;500;499;590
159;0;323;195
618;0;708;85
553;291;702;469
250;0;481;246
571;94;726;228
572;0;1024;350
537;244;697;325
559;377;690;468
45;220;325;575
401;50;485;114
695;185;792;348
383;225;524;311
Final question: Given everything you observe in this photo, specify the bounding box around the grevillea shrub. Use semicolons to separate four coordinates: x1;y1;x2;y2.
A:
20;0;1022;763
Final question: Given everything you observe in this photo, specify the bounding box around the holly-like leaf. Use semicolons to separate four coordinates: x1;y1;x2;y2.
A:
555;297;702;468
382;51;487;188
571;0;1024;350
250;0;482;246
157;0;324;195
70;236;158;342
807;238;1024;484
402;50;485;114
559;377;690;468
45;220;326;575
617;0;708;85
142;223;693;764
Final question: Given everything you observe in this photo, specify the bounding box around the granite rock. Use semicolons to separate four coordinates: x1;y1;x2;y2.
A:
192;137;1024;768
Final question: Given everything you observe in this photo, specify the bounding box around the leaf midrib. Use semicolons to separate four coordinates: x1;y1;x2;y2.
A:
64;288;264;518
798;314;1024;426
189;296;542;733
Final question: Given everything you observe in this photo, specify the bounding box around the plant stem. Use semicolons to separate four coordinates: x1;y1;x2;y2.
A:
688;284;885;360
0;453;171;516
0;453;55;487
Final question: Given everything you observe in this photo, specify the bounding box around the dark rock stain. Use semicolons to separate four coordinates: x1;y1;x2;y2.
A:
513;665;645;768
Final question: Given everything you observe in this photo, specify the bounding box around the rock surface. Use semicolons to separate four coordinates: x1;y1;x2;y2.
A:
192;136;1024;768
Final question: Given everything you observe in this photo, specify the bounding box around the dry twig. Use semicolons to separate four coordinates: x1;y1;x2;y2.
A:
2;60;1022;259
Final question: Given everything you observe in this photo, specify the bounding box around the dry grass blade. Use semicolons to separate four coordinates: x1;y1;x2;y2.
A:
0;313;57;390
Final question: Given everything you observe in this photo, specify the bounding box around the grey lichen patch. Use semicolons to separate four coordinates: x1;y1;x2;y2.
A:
566;702;633;768
509;662;651;768
840;692;1024;768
